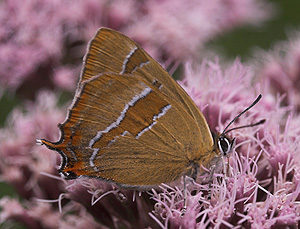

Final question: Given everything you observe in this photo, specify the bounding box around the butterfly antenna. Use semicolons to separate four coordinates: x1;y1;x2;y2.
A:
221;94;264;135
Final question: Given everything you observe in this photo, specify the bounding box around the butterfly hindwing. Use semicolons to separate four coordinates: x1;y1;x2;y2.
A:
41;73;205;185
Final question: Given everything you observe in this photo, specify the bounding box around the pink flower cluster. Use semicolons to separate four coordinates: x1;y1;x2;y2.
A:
149;59;300;227
254;31;300;111
2;0;300;228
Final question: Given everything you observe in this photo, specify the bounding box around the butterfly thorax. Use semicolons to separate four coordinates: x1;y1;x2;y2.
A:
185;132;234;181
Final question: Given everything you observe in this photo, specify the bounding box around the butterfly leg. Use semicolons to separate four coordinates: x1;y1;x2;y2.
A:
208;165;216;200
222;157;227;181
181;175;187;216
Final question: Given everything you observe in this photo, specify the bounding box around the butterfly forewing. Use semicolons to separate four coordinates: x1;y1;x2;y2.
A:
80;28;214;154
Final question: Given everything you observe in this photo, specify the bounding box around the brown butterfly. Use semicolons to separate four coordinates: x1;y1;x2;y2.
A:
37;28;263;211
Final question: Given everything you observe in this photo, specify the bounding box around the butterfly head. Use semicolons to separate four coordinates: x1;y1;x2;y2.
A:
210;132;235;159
217;135;235;157
214;94;265;158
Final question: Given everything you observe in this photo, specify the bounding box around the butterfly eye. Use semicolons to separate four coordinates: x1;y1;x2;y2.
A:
218;136;234;156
